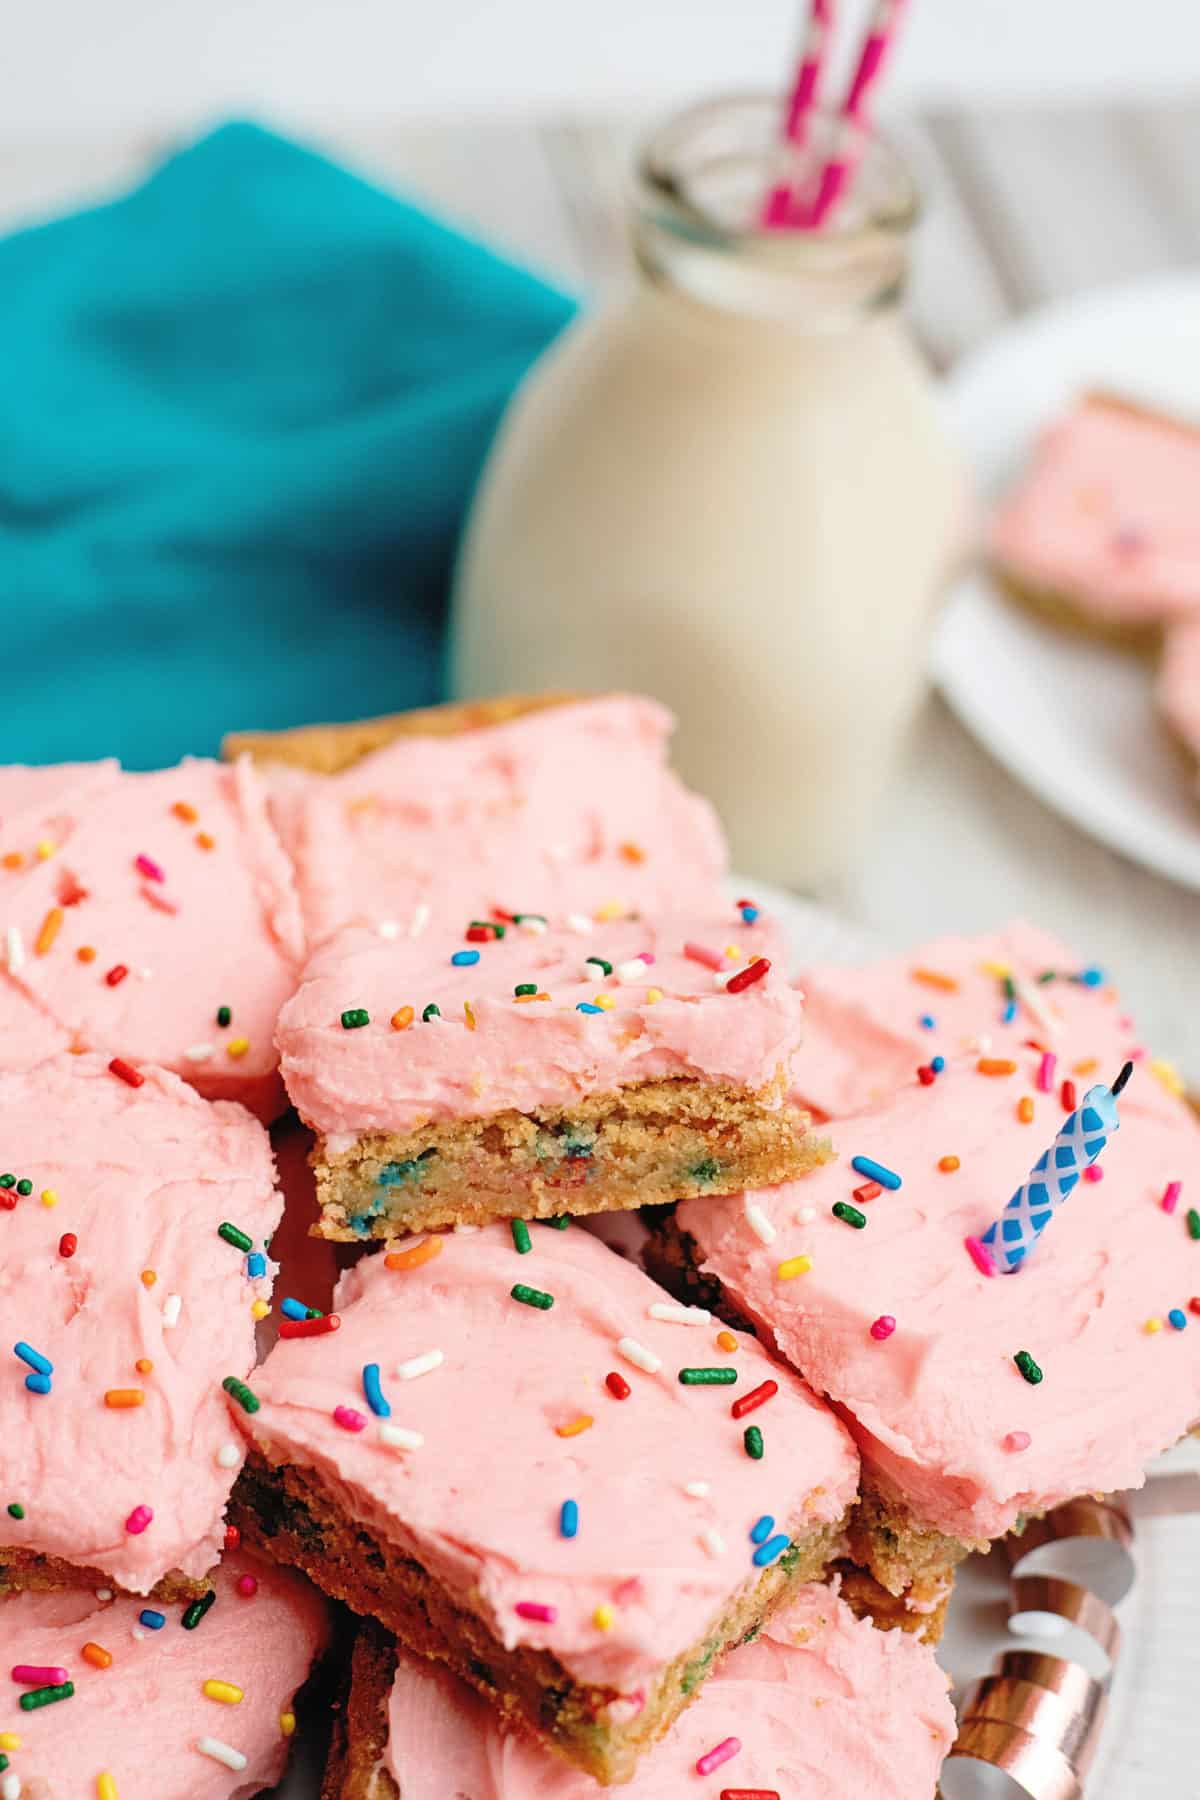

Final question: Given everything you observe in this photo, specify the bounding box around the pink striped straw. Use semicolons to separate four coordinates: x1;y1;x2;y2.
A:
763;0;836;226
806;0;910;230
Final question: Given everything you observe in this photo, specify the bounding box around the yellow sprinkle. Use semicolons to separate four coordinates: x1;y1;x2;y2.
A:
202;1679;244;1705
645;987;663;1004
0;1733;22;1751
41;1188;58;1207
463;1001;476;1031
1017;1096;1035;1124
226;1037;250;1060
777;1254;813;1280
1144;1317;1163;1335
34;906;65;956
980;960;1012;979
555;1414;594;1438
251;1299;270;1320
724;944;741;960
140;1269;157;1288
593;1604;615;1630
594;900;624;921
279;1712;296;1737
716;1329;738;1353
593;994;615;1010
1150;1058;1186;1098
35;839;57;861
97;1776;119;1800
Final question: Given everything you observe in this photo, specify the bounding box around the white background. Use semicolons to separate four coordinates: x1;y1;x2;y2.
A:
4;0;1199;137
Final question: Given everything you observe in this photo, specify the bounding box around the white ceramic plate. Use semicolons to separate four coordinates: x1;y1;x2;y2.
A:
934;271;1200;892
279;884;1198;1796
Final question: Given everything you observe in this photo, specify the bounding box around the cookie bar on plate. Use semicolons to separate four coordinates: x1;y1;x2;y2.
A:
228;1222;859;1785
277;904;820;1239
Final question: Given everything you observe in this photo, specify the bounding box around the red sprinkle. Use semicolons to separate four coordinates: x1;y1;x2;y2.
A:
224;1525;241;1551
869;1315;896;1341
1060;1078;1077;1111
605;1371;632;1401
235;1573;259;1598
278;1314;341;1339
465;926;491;943
58;1233;77;1258
108;1058;144;1089
726;957;770;995
721;1791;781;1800
853;1181;882;1204
105;964;129;988
1190;1298;1200;1318
0;1188;17;1211
917;1064;936;1086
731;1379;777;1420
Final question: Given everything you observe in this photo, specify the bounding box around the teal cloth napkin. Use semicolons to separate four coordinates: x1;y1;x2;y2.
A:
2;122;575;768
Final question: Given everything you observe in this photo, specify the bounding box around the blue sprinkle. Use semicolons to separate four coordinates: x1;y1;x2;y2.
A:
931;1055;945;1074
139;1609;166;1631
362;1363;391;1418
560;1499;579;1539
451;949;480;967
919;1014;936;1030
245;1252;267;1279
576;1002;603;1014
1169;1309;1187;1331
739;906;759;923
749;1513;775;1545
24;1372;52;1395
1075;967;1105;988
280;1298;308;1321
850;1155;902;1191
1001;999;1017;1024
14;1342;52;1377
752;1533;791;1568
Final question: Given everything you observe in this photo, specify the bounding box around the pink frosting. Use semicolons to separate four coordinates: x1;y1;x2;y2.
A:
991;393;1200;624
679;1056;1200;1544
0;1550;328;1798
381;1580;954;1798
790;921;1174;1123
265;695;728;949
277;907;801;1144
1160;614;1200;762
1;1054;282;1593
0;758;305;1119
238;1224;858;1694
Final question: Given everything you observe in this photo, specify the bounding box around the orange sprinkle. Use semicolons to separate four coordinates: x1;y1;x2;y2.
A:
716;1329;738;1353
104;1389;145;1409
390;1006;414;1031
385;1237;444;1273
513;991;552;1004
1073;1058;1099;1076
2;851;22;869
619;842;646;864
977;1058;1018;1077
172;800;199;823
1017;1096;1035;1124
135;1358;154;1375
81;1642;113;1670
938;1155;960;1173
555;1414;594;1438
76;945;97;963
463;1001;476;1031
140;1269;157;1287
195;831;216;850
911;967;959;992
34;907;65;956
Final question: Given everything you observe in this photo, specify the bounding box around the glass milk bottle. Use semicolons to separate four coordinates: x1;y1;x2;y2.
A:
451;97;969;887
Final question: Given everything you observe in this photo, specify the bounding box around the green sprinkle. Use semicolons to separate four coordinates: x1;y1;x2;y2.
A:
0;1754;7;1774
0;1174;13;1188
7;1501;25;1519
1035;970;1057;985
1187;1209;1200;1242
585;957;613;976
1014;1350;1043;1386
678;1367;738;1386
514;913;547;925
422;1003;441;1023
181;1589;217;1630
511;1283;554;1310
469;920;505;938
832;1201;867;1229
514;983;538;997
216;1005;232;1027
1002;975;1017;1001
20;1681;74;1711
511;1219;532;1255
15;1178;31;1196
218;1222;253;1253
304;1307;324;1320
743;1425;764;1460
341;1007;370;1030
539;1215;571;1229
222;1376;261;1414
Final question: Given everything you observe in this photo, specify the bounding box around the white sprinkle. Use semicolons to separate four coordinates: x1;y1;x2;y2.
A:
379;1423;424;1451
615;959;649;985
520;919;548;936
136;966;154;981
216;1443;241;1469
377;919;400;939
196;1737;248;1773
408;903;430;939
974;1033;993;1055
1016;980;1059;1040
565;914;593;935
617;1336;661;1374
583;958;610;979
744;1201;777;1245
130;1626;146;1641
700;1528;726;1559
4;926;25;974
162;1294;182;1328
396;1348;444;1382
96;1588;114;1602
454;1222;479;1234
796;1207;815;1226
2;1771;21;1799
184;1043;215;1063
683;1481;711;1498
711;969;736;990
648;1302;711;1326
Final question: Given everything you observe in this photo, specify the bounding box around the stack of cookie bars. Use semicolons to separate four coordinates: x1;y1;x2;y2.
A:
3;693;1198;1797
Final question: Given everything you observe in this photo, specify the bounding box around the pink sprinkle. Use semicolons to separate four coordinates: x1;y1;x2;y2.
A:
134;854;165;882
964;1236;997;1277
869;1315;896;1341
1083;1164;1103;1184
235;1573;259;1598
1162;1181;1182;1215
683;941;725;973
125;1504;153;1535
140;882;180;914
1004;1430;1032;1453
333;1405;367;1432
1036;1052;1057;1094
637;952;655;965
515;1602;557;1623
12;1664;69;1685
696;1736;741;1777
614;1577;643;1605
1128;1045;1146;1061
